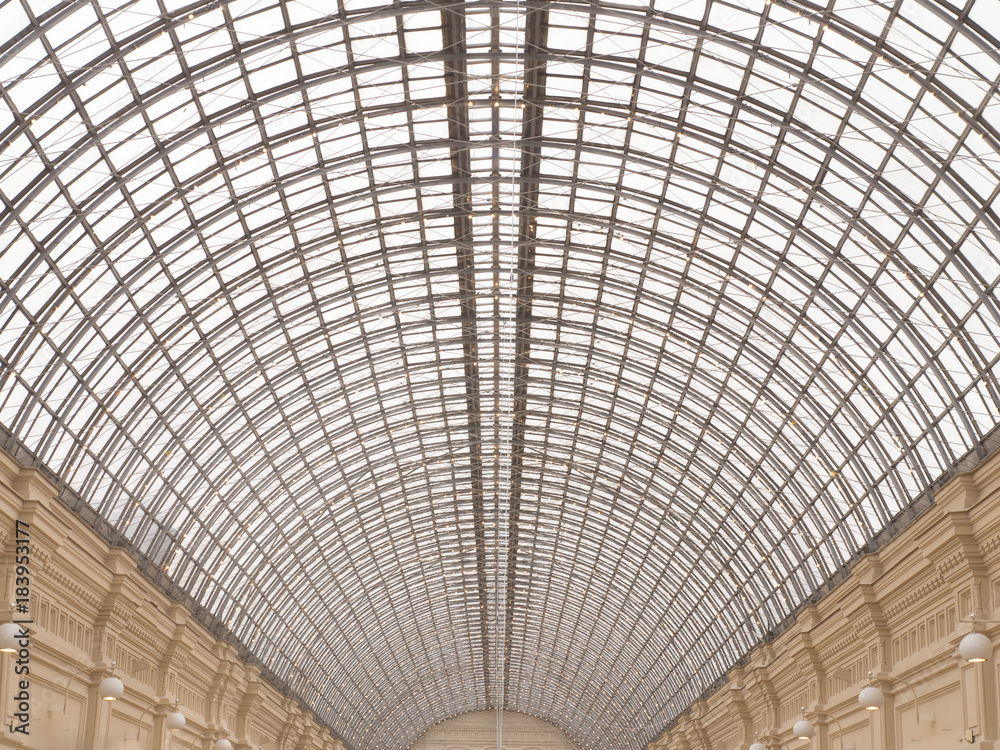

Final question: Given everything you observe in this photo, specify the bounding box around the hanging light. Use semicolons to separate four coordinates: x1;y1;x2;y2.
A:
215;739;233;750
959;632;992;662
793;719;815;739
859;686;884;710
98;676;124;700
130;700;185;740
0;622;23;652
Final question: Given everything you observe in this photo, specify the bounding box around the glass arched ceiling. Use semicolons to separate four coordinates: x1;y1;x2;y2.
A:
1;0;1000;746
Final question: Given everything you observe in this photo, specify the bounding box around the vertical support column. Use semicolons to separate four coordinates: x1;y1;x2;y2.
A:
846;554;891;750
295;723;317;750
727;667;754;748
671;716;696;750
234;663;261;744
930;474;995;749
687;700;713;750
791;606;828;750
86;547;134;750
745;644;780;739
154;604;191;750
279;699;304;750
159;703;191;750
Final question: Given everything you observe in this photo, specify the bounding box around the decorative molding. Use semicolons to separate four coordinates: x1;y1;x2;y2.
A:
38;563;102;610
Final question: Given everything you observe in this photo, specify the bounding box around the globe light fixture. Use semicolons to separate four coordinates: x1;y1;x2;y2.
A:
0;622;23;652
750;742;766;750
130;700;186;740
98;676;124;701
793;719;815;740
215;739;233;750
959;632;992;662
859;686;884;711
166;709;186;731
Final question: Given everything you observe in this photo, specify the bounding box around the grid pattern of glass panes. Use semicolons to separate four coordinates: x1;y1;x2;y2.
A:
1;0;999;749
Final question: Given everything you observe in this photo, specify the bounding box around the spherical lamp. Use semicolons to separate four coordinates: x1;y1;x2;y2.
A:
98;676;124;701
960;632;992;662
215;739;233;750
0;622;23;652
750;742;766;750
859;685;884;711
165;710;186;731
793;719;815;740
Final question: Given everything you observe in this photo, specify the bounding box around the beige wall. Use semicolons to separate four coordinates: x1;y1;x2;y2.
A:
410;711;579;750
0;449;346;750
648;450;1000;750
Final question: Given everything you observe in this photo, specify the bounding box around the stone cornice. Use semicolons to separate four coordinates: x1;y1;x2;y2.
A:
39;562;103;612
882;571;946;619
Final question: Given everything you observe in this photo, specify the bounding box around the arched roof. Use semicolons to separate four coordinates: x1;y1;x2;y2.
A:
1;0;999;749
